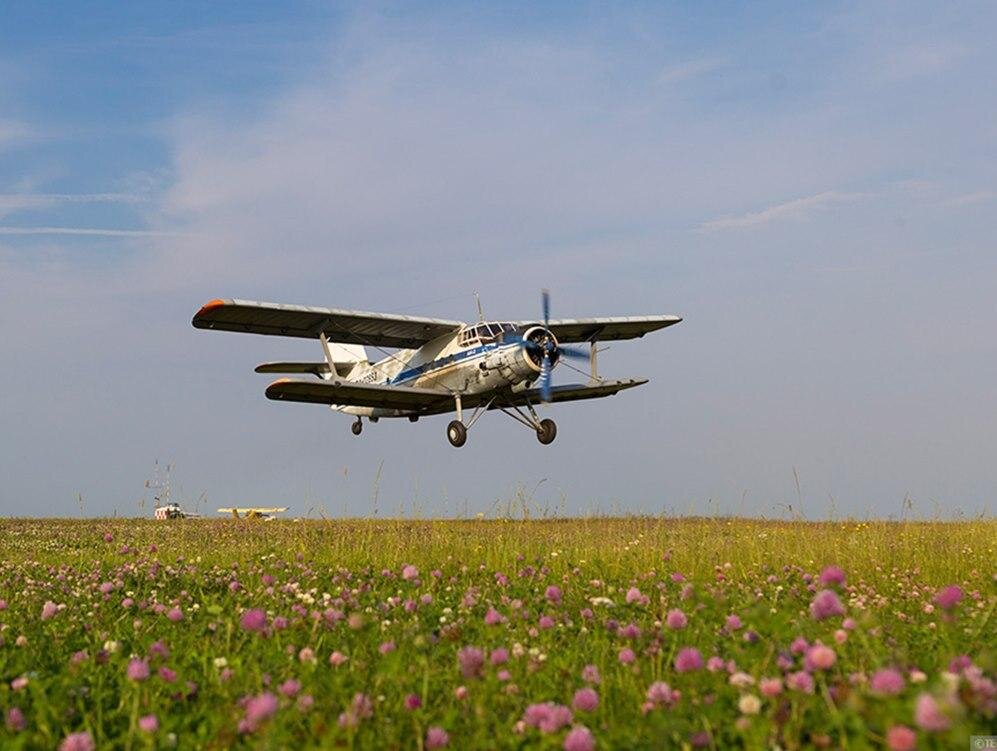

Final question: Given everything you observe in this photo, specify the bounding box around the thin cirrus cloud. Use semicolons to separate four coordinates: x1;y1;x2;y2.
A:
0;226;174;237
698;190;868;232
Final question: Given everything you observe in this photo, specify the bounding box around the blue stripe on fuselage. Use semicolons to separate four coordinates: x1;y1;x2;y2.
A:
390;338;522;385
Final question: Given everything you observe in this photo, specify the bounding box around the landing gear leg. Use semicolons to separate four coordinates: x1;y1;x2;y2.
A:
447;394;467;447
351;418;363;436
496;400;558;446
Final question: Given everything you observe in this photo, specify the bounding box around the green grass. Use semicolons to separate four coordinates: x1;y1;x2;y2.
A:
0;517;993;749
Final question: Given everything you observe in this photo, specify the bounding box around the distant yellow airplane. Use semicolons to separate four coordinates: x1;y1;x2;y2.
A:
217;507;288;521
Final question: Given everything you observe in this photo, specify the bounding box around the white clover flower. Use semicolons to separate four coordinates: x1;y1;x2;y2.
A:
738;695;761;715
213;657;228;668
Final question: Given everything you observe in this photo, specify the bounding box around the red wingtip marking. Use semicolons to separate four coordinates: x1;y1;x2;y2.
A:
197;298;226;315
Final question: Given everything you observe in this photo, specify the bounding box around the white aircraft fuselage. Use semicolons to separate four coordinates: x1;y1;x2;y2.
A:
333;322;555;418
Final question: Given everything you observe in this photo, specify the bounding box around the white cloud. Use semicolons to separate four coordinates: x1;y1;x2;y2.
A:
699;191;868;232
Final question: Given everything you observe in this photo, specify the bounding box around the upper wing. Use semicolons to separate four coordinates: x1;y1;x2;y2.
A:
193;299;463;349
515;316;682;343
265;378;452;412
494;378;648;407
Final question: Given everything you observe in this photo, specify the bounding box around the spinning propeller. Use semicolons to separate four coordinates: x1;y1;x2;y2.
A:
524;289;587;402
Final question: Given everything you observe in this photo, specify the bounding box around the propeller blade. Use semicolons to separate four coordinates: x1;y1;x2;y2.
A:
558;345;588;360
541;288;550;328
539;352;552;402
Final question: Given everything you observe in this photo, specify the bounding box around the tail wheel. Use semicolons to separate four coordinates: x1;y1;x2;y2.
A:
351;419;363;436
536;418;557;445
447;420;467;448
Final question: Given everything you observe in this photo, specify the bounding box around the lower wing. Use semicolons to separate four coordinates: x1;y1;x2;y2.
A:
265;378;452;412
493;379;648;408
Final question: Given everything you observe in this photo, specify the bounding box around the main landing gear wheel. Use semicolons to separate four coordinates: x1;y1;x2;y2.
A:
351;419;363;436
536;418;557;445
447;420;467;448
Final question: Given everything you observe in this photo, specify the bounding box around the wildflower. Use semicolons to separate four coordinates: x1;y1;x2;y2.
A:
805;644;836;671
454;685;468;700
729;672;755;688
166;607;183;622
545;585;562;604
885;725;917;751
157;666;177;683
329;651;348;666
59;731;95;751
242;692;279;732
490;647;509;665
790;636;809;654
738;694;761;715
401;564;419;581
11;676;28;691
618;647;636;665
279;679;301;698
539;615;556;630
819;565;846;587
787;671;815;694
665;609;687;629
618;622;640;639
810;590;845;620
41;601;58;620
724;614;742;631
625;586;644;604
948;655;972;674
675;647;703;673
523;702;573;733
127;659;150;682
914;693;950;732
378;641;395;655
458;646;485;679
581;664;601;684
240;608;268;633
5;707;26;732
404;693;421;710
759;678;783;697
572;687;599;712
484;608;504;625
934;585;963;611
138;715;158;733
869;668;905;696
564;726;596;751
706;656;725;672
426;726;450;749
645;681;678;708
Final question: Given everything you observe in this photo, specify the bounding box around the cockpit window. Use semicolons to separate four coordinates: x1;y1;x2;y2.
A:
460;322;518;346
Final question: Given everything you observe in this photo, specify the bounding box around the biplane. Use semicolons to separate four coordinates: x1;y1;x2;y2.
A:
192;292;681;447
218;507;288;521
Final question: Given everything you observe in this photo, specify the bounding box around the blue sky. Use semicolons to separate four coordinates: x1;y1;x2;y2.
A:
1;2;995;518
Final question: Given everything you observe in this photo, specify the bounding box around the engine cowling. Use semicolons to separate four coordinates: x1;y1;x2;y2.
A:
520;325;560;373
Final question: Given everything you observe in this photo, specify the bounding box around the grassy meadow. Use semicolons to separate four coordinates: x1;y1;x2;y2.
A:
0;517;993;749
